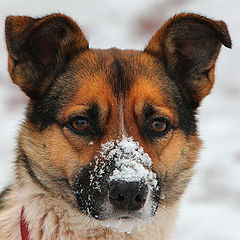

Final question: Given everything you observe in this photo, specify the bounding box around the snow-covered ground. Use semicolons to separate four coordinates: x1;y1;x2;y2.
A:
0;0;239;239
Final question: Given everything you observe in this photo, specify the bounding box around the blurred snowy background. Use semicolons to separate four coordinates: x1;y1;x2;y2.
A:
0;0;239;239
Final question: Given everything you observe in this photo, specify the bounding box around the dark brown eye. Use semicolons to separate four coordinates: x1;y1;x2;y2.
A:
69;117;88;132
151;118;169;133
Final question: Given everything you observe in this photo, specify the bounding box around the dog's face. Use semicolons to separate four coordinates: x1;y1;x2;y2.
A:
5;13;231;231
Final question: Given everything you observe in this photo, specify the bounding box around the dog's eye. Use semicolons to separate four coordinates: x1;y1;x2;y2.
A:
150;118;170;135
68;116;89;132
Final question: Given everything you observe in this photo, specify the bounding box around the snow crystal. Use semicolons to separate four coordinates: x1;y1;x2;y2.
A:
160;192;165;200
88;141;94;146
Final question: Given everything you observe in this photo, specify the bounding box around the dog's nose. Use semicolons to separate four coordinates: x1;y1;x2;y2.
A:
109;181;148;211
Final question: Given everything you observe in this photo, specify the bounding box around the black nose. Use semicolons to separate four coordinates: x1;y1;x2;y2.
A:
109;181;148;211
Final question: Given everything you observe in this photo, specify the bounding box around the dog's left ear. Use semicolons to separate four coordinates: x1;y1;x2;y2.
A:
5;14;89;99
145;13;231;107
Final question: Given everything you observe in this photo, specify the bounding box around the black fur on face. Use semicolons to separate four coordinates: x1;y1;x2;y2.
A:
73;163;112;220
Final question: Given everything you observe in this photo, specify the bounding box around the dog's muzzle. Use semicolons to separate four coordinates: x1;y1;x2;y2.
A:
73;136;162;222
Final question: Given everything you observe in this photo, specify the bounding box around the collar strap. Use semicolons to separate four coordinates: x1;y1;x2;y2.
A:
20;207;31;240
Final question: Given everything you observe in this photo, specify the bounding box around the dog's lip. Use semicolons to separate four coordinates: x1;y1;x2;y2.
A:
118;215;132;220
100;213;137;221
116;213;141;221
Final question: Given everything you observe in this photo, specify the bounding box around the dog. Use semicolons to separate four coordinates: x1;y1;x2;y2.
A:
0;13;231;240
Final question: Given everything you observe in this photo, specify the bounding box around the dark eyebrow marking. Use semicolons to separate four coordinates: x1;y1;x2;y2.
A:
143;103;156;119
86;102;104;138
86;102;100;121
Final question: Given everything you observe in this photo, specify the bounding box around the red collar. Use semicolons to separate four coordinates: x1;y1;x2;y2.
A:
20;207;31;240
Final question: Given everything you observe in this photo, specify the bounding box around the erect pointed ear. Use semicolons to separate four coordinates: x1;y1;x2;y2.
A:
5;13;89;99
145;13;231;107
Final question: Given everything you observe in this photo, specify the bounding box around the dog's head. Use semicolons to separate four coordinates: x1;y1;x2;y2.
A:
5;13;231;232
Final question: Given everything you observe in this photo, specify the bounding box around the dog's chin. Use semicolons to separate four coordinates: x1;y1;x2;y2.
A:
92;207;156;234
99;216;148;234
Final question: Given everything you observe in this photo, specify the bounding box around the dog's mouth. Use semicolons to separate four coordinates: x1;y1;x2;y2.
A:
119;215;132;220
109;213;138;221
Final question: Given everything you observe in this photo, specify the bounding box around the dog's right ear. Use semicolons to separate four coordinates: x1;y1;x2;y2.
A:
5;14;89;99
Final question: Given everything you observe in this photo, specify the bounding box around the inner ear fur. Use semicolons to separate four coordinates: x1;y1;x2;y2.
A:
145;13;231;107
5;13;89;99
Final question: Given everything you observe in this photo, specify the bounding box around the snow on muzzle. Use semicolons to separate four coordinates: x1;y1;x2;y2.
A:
73;136;162;221
100;136;159;212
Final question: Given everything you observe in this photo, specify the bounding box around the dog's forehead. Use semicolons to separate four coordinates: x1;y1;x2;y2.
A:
68;48;175;110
